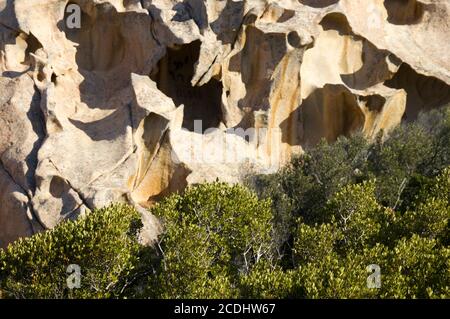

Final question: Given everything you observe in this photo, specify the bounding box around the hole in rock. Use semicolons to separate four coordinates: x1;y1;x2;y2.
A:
36;70;45;82
287;31;302;48
384;0;427;25
150;40;223;132
50;176;69;198
299;0;340;8
320;12;354;36
385;63;450;121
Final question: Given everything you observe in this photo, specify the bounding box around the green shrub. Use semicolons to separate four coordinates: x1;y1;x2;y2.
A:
0;204;144;299
246;133;371;264
148;182;274;299
293;223;341;265
1;106;449;300
381;235;450;299
399;167;450;243
292;244;389;299
239;261;294;299
286;172;449;298
245;107;450;298
369;106;450;209
248;105;450;266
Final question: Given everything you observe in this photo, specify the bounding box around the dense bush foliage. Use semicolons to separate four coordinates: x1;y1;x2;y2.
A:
249;106;450;251
245;106;450;298
0;106;449;299
147;183;275;298
0;204;144;298
289;174;449;298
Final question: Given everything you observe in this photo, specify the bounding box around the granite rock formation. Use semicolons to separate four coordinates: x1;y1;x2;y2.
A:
1;0;449;247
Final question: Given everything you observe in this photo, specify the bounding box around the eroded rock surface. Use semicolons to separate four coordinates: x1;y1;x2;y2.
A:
1;0;449;247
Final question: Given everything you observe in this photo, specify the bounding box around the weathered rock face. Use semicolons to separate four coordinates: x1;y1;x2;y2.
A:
1;0;449;247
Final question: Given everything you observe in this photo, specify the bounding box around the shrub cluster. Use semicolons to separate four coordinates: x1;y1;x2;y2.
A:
0;106;449;299
0;204;144;298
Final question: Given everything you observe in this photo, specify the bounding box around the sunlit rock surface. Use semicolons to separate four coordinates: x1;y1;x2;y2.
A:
1;0;449;247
